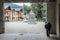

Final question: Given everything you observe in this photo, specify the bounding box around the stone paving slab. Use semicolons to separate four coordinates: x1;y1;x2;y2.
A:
5;22;45;33
0;33;59;40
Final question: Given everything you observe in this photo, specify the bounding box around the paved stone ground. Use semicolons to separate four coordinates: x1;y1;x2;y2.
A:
0;33;59;40
1;21;59;40
5;21;46;33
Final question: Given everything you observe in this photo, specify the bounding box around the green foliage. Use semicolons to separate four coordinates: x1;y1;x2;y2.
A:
24;5;32;15
23;3;47;17
31;3;47;17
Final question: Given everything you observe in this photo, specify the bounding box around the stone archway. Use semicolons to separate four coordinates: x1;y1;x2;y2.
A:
0;0;57;35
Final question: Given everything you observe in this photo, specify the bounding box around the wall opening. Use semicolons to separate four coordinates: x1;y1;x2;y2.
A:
3;2;47;34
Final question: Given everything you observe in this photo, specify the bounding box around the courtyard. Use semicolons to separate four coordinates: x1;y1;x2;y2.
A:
5;21;45;33
0;2;59;40
1;21;59;40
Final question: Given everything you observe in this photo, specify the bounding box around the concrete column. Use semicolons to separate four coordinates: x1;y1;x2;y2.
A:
47;2;56;34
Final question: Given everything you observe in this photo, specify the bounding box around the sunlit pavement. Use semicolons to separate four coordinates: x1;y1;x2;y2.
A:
5;21;46;33
0;21;59;40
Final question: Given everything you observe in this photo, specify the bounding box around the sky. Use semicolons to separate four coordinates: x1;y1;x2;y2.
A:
13;3;31;6
4;3;31;9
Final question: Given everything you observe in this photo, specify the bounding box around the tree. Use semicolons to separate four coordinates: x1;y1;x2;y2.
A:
24;5;32;15
31;2;46;19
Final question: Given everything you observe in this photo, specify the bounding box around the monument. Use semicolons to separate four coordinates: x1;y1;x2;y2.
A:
28;10;36;24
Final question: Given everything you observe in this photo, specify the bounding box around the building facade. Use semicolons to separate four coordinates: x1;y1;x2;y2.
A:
4;8;23;21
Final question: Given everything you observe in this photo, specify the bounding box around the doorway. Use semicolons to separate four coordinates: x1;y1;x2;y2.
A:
3;3;47;34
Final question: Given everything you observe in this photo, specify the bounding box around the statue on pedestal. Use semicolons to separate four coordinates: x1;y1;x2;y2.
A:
28;10;36;24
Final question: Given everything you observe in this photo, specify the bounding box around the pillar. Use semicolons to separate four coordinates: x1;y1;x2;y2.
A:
47;2;56;34
0;3;4;34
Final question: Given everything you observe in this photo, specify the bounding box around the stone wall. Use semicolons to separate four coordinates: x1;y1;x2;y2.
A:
0;3;4;34
47;2;56;34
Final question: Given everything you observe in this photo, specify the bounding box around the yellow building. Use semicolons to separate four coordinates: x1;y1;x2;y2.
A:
4;8;23;21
